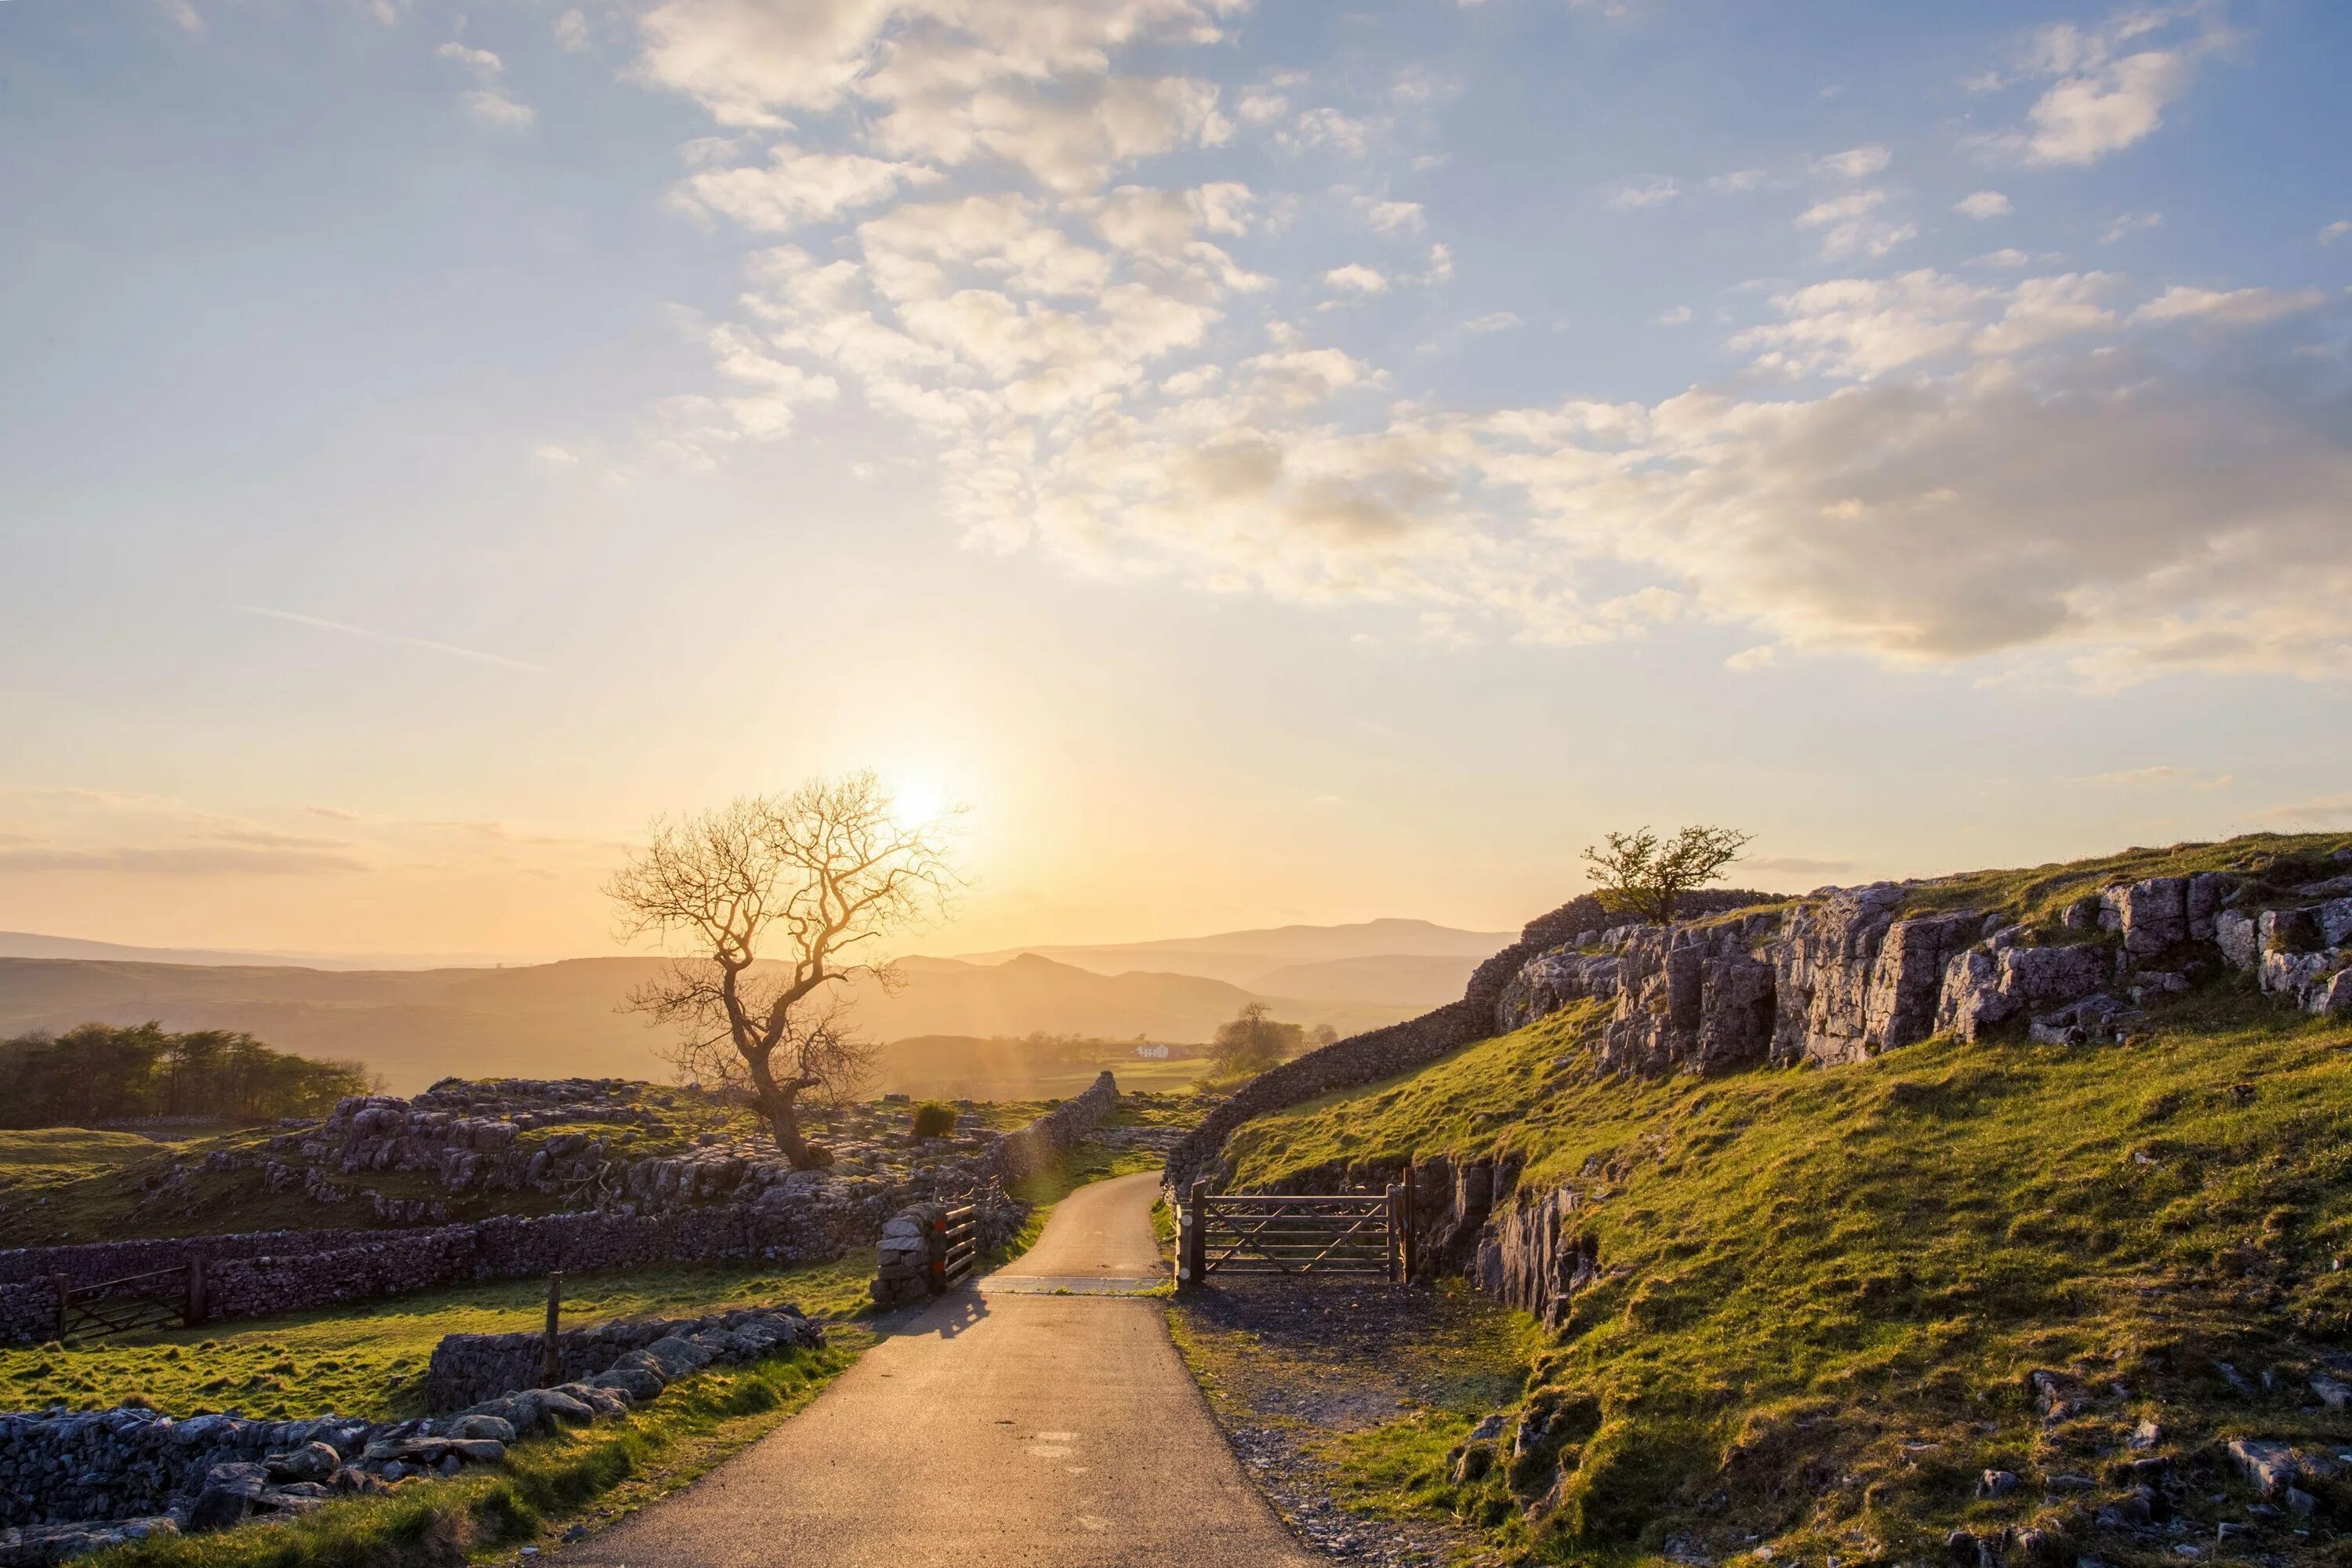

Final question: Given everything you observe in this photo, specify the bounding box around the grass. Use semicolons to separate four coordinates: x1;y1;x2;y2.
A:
1221;975;2352;1565
0;1253;877;1421
0;1127;181;1185
82;1339;860;1568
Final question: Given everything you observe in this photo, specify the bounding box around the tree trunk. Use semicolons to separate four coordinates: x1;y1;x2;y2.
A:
742;1044;817;1168
760;1087;815;1168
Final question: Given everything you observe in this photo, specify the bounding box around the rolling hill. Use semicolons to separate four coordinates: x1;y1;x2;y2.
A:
0;951;1414;1094
953;916;1513;990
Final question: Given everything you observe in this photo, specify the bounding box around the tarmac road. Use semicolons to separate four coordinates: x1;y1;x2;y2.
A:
568;1171;1317;1568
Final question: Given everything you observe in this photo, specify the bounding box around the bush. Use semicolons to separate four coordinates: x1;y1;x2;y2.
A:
909;1102;957;1141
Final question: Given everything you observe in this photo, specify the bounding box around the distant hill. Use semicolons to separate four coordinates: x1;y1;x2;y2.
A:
951;917;1513;991
0;953;1413;1094
1246;953;1486;1009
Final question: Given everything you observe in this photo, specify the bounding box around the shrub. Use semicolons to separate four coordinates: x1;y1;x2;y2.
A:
909;1102;956;1141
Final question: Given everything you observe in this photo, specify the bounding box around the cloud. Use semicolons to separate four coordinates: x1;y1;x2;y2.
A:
1970;249;2031;269
1282;107;1377;158
2258;796;2352;826
1957;191;2013;219
1810;144;1891;180
1608;176;1679;210
1654;306;1693;326
437;39;534;126
232;605;546;673
1704;169;1771;194
2101;211;2163;243
554;9;590;50
2132;285;2328;328
1323;264;1388;295
2324;221;2352;247
1360;198;1425;235
1973;272;2123;355
2073;764;2231;788
1464;311;1521;334
1796;188;1915;260
1973;5;2230;166
0;845;368;877
1733;270;1987;379
158;0;203;32
674;143;942;230
1724;644;1777;671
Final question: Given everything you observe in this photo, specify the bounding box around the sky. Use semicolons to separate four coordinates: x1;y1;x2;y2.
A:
2;0;2349;963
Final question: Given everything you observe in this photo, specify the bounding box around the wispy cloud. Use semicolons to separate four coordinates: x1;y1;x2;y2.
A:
0;844;368;877
231;605;546;673
2073;764;2232;789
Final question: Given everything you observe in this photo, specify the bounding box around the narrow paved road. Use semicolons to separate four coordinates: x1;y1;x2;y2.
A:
571;1171;1316;1568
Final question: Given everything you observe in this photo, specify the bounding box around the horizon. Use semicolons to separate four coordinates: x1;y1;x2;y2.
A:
5;0;2350;962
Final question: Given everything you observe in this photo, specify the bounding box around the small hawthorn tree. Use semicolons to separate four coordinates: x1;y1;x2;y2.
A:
606;772;956;1169
1581;824;1754;925
1211;1001;1303;1076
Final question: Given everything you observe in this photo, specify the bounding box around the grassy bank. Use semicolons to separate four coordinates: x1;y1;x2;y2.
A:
0;1254;874;1420
1221;976;2352;1565
85;1338;859;1568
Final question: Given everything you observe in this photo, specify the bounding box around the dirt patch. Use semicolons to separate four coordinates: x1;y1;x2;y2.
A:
1171;1276;1526;1566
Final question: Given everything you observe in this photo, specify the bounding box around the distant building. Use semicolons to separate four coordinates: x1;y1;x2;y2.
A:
1134;1043;1171;1059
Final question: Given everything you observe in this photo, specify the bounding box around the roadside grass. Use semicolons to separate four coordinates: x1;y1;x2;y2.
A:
0;1253;876;1421
1221;977;2352;1564
81;1338;860;1568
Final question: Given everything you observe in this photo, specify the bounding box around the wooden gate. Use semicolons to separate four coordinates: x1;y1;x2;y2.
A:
1176;1181;1414;1287
50;1261;205;1342
930;1202;980;1294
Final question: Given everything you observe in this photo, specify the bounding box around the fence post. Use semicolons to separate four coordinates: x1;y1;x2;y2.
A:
184;1258;207;1327
541;1271;563;1386
1182;1180;1210;1287
927;1213;947;1296
49;1273;70;1341
1385;1185;1404;1282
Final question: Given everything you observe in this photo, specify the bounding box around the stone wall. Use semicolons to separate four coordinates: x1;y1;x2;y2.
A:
1;1073;1132;1343
423;1303;822;1410
999;1072;1119;1178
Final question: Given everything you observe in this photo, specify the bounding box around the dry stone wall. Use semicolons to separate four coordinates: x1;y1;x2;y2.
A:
999;1071;1119;1178
424;1303;822;1410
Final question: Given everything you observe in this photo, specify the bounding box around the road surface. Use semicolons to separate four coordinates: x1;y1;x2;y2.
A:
570;1171;1317;1567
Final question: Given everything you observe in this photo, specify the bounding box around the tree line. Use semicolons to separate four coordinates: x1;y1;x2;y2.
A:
0;1022;375;1128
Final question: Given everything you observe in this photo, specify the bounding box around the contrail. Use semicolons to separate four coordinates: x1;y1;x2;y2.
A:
230;604;546;673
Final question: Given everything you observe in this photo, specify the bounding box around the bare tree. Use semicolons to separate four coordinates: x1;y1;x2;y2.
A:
1581;824;1755;925
606;773;958;1168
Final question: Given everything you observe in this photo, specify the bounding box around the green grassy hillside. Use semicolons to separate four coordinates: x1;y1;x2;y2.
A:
1225;976;2352;1565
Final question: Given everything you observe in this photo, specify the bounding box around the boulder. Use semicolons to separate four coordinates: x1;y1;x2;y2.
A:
2102;877;2190;956
448;1414;516;1443
587;1366;665;1402
2227;1439;2299;1499
264;1441;341;1483
637;1335;716;1379
1936;943;2111;1040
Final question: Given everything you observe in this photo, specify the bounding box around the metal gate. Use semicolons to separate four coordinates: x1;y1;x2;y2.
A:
1175;1181;1414;1287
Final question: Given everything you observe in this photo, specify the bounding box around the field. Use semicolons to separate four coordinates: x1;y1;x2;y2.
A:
0;1253;877;1420
1220;976;2352;1564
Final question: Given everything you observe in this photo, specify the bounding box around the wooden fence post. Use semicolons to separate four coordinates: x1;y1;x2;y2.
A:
49;1274;70;1341
1384;1185;1403;1282
542;1271;563;1386
1182;1180;1209;1287
927;1214;947;1296
184;1258;207;1327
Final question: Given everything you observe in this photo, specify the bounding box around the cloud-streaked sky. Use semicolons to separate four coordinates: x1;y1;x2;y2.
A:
3;0;2349;960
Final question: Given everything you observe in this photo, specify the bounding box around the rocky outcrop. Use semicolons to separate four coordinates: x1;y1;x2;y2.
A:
1599;918;1778;1076
1472;1181;1594;1332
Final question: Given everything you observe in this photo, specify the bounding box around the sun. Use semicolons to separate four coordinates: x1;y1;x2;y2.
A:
889;775;947;826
